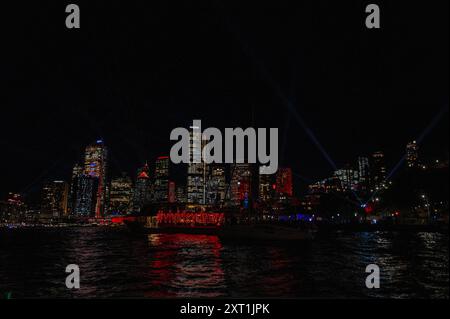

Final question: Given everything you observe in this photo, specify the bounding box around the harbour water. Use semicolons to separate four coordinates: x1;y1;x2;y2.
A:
0;227;448;299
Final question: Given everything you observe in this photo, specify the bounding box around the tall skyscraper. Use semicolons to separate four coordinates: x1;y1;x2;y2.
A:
154;156;170;203
187;164;206;204
358;156;370;192
372;151;387;190
68;163;83;215
406;140;419;168
41;181;69;219
109;173;133;214
259;172;275;203
74;175;98;217
206;166;226;205
132;163;151;212
230;163;252;206
176;184;187;204
187;128;209;205
84;140;108;218
275;167;293;197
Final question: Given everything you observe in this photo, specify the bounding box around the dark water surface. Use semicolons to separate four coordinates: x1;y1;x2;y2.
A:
0;227;448;299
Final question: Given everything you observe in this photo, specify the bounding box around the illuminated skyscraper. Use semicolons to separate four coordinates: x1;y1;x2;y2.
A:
132;163;151;212
259;172;275;203
68;163;83;215
276;167;293;197
109;173;133;214
154;156;170;203
176;185;187;204
230;163;252;206
41;181;69;219
334;168;359;192
357;156;370;192
187;164;205;204
406;141;419;168
187;128;208;205
74;175;98;217
206;166;226;205
371;151;387;190
84;140;108;218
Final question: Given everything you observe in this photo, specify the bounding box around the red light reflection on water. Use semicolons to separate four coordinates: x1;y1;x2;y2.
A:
145;234;225;298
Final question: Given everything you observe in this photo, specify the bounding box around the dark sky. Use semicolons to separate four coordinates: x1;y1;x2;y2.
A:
1;1;448;200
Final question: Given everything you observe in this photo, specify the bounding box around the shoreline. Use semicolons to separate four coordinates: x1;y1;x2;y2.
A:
1;223;448;234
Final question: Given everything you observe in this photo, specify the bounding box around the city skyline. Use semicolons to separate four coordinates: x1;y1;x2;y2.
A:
2;112;448;203
1;136;447;216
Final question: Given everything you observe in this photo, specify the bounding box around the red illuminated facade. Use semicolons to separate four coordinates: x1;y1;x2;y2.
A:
168;181;176;203
276;167;293;197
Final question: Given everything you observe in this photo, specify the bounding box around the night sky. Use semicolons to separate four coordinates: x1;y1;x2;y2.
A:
1;1;448;201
